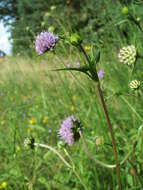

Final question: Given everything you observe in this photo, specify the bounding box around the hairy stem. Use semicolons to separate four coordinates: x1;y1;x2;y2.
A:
34;143;71;168
79;43;121;189
34;143;88;190
97;83;122;190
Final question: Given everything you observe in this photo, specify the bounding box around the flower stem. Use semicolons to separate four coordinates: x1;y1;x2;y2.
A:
63;148;88;190
34;143;88;190
34;143;71;168
79;43;122;189
129;14;143;34
97;83;122;190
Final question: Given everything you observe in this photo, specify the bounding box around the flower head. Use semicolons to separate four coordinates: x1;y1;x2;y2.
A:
59;116;81;146
118;45;136;65
24;137;35;149
129;80;140;90
0;181;7;189
35;31;59;54
84;45;91;52
98;69;104;78
29;117;36;125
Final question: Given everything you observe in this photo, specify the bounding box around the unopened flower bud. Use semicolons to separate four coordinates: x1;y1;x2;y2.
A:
41;21;46;27
70;33;82;46
129;80;140;90
95;136;104;146
50;5;56;11
26;26;30;32
121;6;129;15
48;26;55;32
24;137;35;149
118;45;136;65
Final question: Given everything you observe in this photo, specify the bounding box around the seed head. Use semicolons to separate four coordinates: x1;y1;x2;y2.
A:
129;80;140;90
118;45;136;65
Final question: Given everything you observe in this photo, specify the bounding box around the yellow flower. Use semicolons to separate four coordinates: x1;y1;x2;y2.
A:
71;106;75;112
29;118;36;125
27;128;31;134
84;45;91;52
72;95;77;101
1;120;5;126
42;116;47;124
0;181;7;189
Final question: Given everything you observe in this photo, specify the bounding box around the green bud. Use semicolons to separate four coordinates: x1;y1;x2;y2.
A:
26;26;30;32
57;141;65;149
41;21;46;27
122;6;129;15
50;5;56;11
70;33;82;46
48;26;55;32
136;17;141;22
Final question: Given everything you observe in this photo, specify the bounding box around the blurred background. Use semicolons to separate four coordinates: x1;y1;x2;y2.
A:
0;0;143;57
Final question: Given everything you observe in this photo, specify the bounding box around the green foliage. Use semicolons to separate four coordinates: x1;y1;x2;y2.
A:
0;0;143;55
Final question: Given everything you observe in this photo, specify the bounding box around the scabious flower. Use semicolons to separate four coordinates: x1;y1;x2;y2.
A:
35;31;59;54
118;45;136;65
59;116;81;146
129;80;140;90
98;69;104;78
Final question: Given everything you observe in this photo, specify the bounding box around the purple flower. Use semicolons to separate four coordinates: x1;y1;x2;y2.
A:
35;31;59;54
76;61;80;68
59;116;81;146
66;63;72;68
59;116;74;146
98;69;104;78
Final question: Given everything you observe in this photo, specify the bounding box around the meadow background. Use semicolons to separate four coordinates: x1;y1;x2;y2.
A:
0;0;143;189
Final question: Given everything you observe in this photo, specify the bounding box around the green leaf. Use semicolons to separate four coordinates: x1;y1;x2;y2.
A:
52;65;90;77
89;47;100;65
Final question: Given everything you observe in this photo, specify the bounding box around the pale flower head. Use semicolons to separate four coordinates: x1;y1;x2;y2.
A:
118;45;136;65
129;80;140;90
